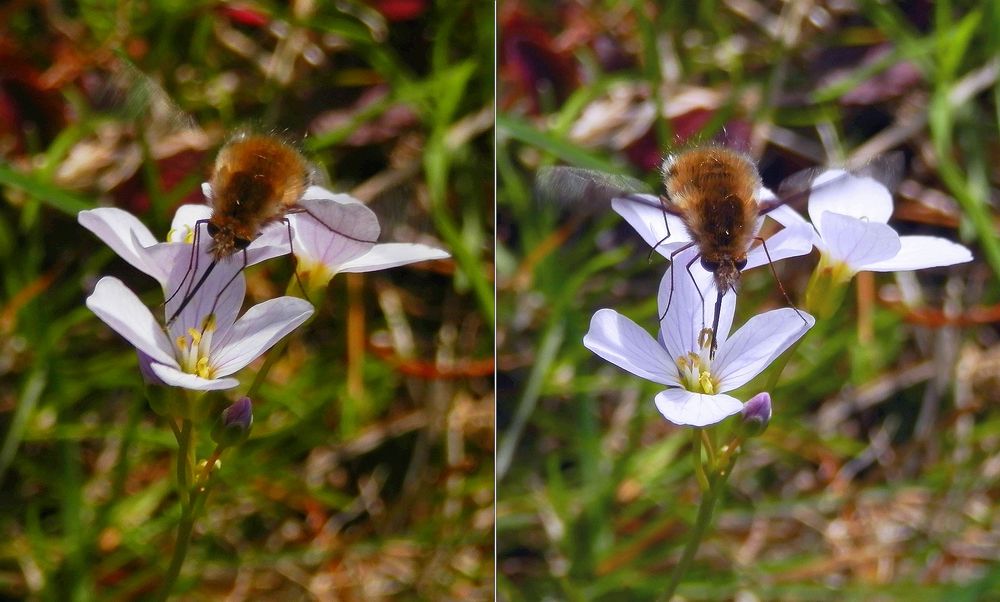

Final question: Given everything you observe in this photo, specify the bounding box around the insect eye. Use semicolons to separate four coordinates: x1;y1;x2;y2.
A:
735;258;747;270
234;237;252;250
700;257;720;272
206;223;219;237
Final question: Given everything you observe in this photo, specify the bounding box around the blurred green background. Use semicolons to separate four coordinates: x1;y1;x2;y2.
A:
498;1;1000;600
0;1;493;600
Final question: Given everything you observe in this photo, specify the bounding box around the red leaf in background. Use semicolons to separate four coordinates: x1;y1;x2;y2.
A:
217;4;271;28
623;131;661;172
111;148;207;215
714;119;753;154
499;9;579;114
370;0;428;21
670;108;714;143
0;42;70;157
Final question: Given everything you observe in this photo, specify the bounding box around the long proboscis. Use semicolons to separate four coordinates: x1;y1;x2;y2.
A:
166;259;219;326
709;289;724;359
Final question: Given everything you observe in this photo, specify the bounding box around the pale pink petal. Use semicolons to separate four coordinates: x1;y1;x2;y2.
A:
338;243;450;273
808;170;893;225
290;194;380;267
149;362;239;391
244;222;294;266
745;205;815;270
817;212;901;271
583;309;679;386
86;277;178;368
863;235;973;271
144;243;190;294
654;388;744;427
79;208;164;281
211;297;314;376
757;186;777;203
168;204;212;241
714;308;814;391
611;195;691;257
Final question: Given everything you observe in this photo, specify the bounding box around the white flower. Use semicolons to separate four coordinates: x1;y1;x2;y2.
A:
287;186;450;289
80;204;312;391
583;249;814;427
86;265;312;391
806;170;972;276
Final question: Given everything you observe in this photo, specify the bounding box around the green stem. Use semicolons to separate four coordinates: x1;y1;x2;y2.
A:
661;471;729;601
692;430;708;492
175;420;192;507
155;504;196;601
156;419;196;600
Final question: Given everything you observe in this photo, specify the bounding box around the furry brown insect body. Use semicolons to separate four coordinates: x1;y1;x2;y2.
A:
662;146;760;296
166;133;311;325
207;134;310;259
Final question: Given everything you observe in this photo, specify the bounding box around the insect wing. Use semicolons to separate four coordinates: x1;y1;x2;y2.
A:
761;151;904;215
534;166;658;213
99;54;200;138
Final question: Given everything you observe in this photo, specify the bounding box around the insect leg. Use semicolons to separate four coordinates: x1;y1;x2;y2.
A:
283;217;311;304
204;250;249;324
646;194;675;263
166;258;219;326
754;236;807;325
658;241;697;322
164;219;207;307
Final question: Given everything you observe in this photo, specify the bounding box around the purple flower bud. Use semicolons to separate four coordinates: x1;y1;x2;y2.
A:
211;397;254;448
740;392;772;437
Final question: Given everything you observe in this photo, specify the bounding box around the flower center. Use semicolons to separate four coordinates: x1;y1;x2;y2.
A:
175;314;217;379
167;224;198;245
296;257;335;293
816;253;854;286
675;328;718;394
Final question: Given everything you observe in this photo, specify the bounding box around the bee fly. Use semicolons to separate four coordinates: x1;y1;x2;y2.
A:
536;146;902;356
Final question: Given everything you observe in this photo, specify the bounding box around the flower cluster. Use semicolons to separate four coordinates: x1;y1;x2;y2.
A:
585;163;972;427
80;184;449;395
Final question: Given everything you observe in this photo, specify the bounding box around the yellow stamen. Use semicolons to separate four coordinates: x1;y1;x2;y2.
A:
699;372;715;394
195;356;213;379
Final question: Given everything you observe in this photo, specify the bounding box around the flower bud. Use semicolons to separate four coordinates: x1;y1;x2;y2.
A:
740;392;772;437
211;397;254;448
